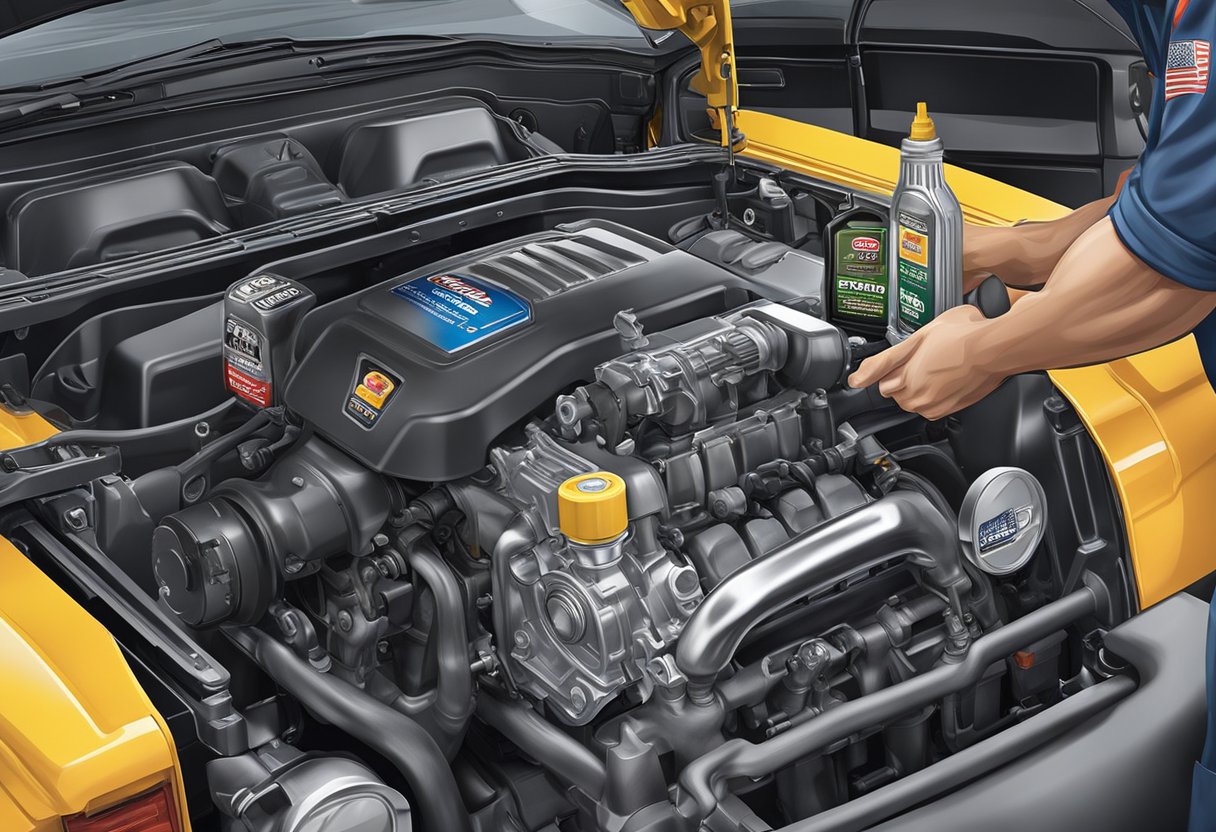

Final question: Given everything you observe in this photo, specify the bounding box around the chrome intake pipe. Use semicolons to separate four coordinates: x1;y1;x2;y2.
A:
676;489;972;700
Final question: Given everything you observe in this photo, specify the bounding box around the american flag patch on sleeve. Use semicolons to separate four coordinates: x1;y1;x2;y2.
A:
1166;39;1211;100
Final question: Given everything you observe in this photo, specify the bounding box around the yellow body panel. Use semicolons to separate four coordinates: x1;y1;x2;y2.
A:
1051;342;1216;607
0;536;190;830
623;0;737;113
732;110;1070;226
735;108;1216;608
623;0;739;148
0;407;58;450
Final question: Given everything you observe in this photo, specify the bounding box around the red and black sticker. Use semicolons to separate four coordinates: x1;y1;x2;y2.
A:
344;357;402;429
226;363;271;407
223;316;272;407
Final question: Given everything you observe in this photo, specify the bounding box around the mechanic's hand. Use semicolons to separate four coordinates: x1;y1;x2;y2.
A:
963;222;1008;293
847;305;1005;420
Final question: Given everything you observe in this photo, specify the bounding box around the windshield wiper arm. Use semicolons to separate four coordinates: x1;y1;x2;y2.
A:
0;39;296;125
0;39;297;101
0;35;474;128
0;92;81;124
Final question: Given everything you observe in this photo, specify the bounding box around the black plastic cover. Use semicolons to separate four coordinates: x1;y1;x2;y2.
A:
98;301;225;428
283;220;754;481
337;105;529;198
5;161;231;276
212;136;344;225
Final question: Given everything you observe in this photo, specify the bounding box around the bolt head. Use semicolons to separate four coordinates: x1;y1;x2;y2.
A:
64;507;88;531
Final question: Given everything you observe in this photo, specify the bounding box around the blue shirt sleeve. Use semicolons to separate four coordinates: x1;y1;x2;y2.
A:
1110;0;1216;291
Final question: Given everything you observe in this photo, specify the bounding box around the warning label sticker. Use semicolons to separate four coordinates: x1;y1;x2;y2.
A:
225;364;271;407
344;357;403;429
223;316;271;407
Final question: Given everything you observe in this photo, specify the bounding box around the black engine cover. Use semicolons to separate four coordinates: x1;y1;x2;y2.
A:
284;220;754;481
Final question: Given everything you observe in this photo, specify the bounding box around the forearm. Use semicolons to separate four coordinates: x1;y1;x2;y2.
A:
965;193;1116;289
973;217;1216;375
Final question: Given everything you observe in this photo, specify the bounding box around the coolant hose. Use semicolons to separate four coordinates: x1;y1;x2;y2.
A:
395;530;476;758
491;512;539;689
226;627;473;832
478;692;607;800
676;489;972;699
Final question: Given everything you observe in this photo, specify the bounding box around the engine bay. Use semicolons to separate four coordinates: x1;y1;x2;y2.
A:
3;133;1137;832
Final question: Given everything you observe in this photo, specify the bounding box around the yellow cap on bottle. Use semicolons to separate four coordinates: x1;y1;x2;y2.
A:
909;102;937;141
557;472;628;544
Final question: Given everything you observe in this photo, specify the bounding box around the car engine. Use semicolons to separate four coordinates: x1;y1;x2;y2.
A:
21;206;1126;832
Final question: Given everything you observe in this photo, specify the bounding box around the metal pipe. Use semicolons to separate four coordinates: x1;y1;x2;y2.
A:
714;594;947;712
676;490;971;697
226;627;472;832
491;512;538;690
679;586;1097;821
782;672;1135;832
477;692;607;799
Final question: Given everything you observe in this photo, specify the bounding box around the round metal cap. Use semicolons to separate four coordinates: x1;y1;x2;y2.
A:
958;467;1048;576
576;476;610;493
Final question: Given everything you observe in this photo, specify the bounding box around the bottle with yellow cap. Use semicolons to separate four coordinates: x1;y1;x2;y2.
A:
887;102;963;345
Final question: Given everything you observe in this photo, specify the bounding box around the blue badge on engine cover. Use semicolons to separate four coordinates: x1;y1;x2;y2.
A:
391;272;530;353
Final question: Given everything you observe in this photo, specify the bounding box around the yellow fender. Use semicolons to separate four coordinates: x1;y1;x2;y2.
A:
0;536;190;830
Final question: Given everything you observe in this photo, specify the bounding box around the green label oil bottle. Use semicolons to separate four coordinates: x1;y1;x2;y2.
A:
887;102;963;345
826;207;889;335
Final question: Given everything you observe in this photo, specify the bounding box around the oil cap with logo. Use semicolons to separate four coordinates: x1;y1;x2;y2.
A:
957;467;1048;576
223;273;315;409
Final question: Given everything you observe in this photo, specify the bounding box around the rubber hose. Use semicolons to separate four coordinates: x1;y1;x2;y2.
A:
477;692;607;799
227;627;472;832
399;532;476;758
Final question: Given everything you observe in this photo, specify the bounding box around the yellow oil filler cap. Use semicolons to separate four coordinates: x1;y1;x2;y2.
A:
557;472;628;544
909;102;937;141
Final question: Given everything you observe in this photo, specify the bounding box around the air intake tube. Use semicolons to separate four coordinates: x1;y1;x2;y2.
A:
676;490;972;702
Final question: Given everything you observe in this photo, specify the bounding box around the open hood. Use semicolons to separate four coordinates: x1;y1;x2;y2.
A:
623;0;739;145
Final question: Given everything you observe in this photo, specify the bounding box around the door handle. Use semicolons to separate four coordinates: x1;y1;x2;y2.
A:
737;68;786;90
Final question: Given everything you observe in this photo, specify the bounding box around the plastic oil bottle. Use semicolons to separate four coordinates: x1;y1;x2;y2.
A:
887;102;963;344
